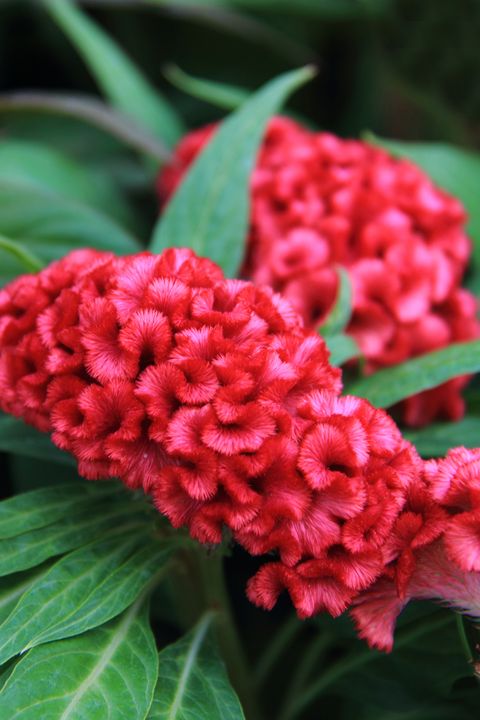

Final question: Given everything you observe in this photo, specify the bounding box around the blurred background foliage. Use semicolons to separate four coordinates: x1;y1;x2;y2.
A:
1;1;480;718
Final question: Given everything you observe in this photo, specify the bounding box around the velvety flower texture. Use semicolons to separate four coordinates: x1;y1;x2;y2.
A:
158;118;479;427
351;447;480;651
0;248;426;626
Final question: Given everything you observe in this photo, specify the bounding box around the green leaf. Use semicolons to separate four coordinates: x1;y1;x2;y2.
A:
324;333;359;367
0;596;158;719
319;267;353;337
0;497;148;577
0;93;172;165
0;179;140;286
0;482;119;540
0;532;172;664
148;613;245;719
0;233;44;274
0;564;53;626
297;609;469;719
44;0;184;147
165;65;249;111
365;134;480;290
150;66;315;275
404;417;480;458
347;340;480;408
0;414;74;466
0;140;129;225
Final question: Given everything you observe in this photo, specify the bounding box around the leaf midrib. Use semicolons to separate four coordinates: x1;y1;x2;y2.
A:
167;613;214;720
58;596;143;720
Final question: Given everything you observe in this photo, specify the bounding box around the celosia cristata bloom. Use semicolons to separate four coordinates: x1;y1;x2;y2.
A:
351;446;480;651
0;248;427;624
158;118;479;427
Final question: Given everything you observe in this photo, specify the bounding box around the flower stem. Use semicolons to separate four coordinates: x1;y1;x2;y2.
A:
172;545;261;720
456;614;473;663
254;613;300;687
279;632;331;720
195;548;262;720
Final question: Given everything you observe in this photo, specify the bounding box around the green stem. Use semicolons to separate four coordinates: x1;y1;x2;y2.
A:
279;632;331;720
285;614;451;720
254;613;301;687
196;548;262;720
170;546;261;720
0;234;45;273
456;613;473;663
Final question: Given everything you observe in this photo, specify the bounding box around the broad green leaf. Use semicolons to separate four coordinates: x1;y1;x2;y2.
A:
0;414;74;466
150;66;315;275
0;179;140;286
319;267;353;337
347;340;480;408
165;65;249;111
0;564;53;626
0;532;172;664
0;482;120;540
0;661;17;695
44;0;184;147
0;498;148;577
365;134;480;290
0;140;131;226
148;613;245;719
404;417;480;458
0;596;158;719
324;333;359;367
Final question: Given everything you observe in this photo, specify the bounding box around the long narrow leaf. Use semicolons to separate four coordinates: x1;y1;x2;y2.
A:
325;333;359;367
0;140;131;225
150;66;315;276
0;92;172;163
319;267;353;337
165;64;249;111
404;417;480;458
0;234;44;274
45;0;184;146
0;179;140;285
347;340;480;408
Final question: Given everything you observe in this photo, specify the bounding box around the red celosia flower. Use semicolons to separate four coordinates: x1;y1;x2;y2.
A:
0;247;429;629
351;447;480;650
158;118;479;427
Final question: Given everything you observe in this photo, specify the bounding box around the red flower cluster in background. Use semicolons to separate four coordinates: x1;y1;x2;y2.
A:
1;249;480;649
158;118;479;427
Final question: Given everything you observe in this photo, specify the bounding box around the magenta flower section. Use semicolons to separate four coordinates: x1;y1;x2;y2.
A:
158;118;479;427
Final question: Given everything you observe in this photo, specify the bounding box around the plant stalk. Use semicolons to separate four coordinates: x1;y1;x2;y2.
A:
196;548;262;720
